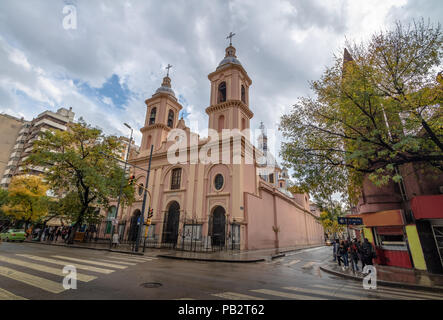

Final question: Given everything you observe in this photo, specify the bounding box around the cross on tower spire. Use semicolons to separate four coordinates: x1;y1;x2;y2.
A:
226;32;236;46
165;64;172;77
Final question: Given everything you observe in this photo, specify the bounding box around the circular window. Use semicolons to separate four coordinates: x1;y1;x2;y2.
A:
214;174;224;191
138;184;144;196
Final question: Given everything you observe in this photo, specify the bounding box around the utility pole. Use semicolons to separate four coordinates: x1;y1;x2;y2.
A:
134;144;154;252
110;123;133;248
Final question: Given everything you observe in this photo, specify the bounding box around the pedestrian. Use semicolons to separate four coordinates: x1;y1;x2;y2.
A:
350;239;360;272
336;241;345;269
112;232;119;248
332;239;339;262
361;238;376;269
55;227;61;242
342;239;349;269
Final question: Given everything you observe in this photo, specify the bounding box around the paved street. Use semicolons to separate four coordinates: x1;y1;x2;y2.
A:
0;242;442;300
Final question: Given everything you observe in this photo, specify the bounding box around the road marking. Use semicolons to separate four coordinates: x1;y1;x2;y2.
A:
0;265;65;294
283;286;372;300
17;254;114;274
319;282;443;300
0;288;27;300
285;260;300;266
212;292;266;300
52;256;127;269
302;262;317;269
109;255;154;262
250;288;326;300
97;259;137;266
0;255;96;282
312;284;417;300
175;298;196;300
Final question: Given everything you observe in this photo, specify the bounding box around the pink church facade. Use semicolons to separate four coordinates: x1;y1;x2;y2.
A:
106;43;324;251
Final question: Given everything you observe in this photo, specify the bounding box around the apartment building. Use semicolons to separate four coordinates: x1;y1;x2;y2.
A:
0;107;75;188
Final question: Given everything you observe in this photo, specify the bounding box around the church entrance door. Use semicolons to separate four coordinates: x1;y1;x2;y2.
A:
212;206;226;247
163;201;180;245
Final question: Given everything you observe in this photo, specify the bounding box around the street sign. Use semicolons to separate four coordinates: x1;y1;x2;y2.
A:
338;217;363;225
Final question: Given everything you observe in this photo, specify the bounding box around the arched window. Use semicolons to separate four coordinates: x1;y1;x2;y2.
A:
218;82;226;103
167;110;174;128
241;85;246;104
218;115;225;132
171;168;182;190
149;107;156;125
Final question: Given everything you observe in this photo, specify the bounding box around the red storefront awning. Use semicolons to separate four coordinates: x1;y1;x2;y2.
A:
411;195;443;220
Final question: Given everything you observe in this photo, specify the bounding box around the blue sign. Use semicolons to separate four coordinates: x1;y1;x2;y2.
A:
338;217;363;225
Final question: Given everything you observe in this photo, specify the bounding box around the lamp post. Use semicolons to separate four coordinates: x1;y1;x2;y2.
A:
134;144;153;252
109;123;133;248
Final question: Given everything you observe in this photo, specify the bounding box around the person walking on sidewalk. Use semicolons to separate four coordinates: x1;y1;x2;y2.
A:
332;239;339;262
361;238;376;268
350;239;360;271
342;239;349;269
112;232;119;248
336;241;346;270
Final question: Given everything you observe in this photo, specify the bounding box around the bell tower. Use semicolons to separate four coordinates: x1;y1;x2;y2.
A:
206;33;253;134
140;65;183;152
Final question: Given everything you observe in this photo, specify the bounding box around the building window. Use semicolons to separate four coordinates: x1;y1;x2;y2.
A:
105;206;117;234
218;82;226;103
375;227;406;247
214;174;224;191
171;168;182;190
241;85;246;103
167;110;174;128
149;108;156;125
269;173;274;184
138;183;144;196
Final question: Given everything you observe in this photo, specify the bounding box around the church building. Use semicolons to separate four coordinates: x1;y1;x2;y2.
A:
106;38;324;251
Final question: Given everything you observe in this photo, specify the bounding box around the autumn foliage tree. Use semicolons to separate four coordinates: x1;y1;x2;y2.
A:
28;119;135;244
1;175;49;223
280;19;443;204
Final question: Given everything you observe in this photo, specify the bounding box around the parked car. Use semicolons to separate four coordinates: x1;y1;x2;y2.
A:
325;239;333;246
0;229;26;242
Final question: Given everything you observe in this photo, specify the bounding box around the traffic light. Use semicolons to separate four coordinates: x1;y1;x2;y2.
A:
128;175;135;185
148;208;154;219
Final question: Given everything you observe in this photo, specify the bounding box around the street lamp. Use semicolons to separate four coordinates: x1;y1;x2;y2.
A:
109;123;133;248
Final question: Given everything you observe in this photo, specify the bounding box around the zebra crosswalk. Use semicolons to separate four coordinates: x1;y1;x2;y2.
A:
0;253;158;300
175;282;443;300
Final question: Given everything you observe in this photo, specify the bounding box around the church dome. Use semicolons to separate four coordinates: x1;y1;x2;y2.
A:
217;45;242;70
155;76;176;97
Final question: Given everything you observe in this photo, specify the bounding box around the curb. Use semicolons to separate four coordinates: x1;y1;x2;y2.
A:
157;254;265;263
24;240;145;256
270;245;325;260
319;265;443;294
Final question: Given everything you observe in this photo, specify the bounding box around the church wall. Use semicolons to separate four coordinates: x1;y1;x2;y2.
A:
245;190;276;250
245;187;324;250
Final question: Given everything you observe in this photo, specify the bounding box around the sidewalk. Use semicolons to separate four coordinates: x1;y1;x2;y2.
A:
157;244;323;263
24;239;323;262
320;261;443;294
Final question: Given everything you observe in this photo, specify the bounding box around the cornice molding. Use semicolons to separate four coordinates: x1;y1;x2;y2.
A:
205;100;254;119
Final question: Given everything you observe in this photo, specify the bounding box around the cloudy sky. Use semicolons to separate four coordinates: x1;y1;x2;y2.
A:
0;0;441;162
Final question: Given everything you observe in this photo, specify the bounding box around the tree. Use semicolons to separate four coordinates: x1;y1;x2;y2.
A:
28;119;135;244
279;19;443;204
1;175;50;224
318;201;346;238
